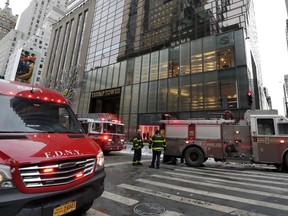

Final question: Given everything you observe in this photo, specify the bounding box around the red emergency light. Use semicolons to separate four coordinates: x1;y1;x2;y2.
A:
43;168;54;173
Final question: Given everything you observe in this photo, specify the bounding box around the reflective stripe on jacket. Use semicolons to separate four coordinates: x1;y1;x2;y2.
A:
149;134;166;151
133;133;143;149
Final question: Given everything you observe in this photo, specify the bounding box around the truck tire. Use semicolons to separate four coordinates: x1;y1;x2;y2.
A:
284;153;288;169
184;147;204;167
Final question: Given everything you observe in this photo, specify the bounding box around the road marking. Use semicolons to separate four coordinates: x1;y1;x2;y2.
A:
86;208;110;216
136;179;288;211
153;173;288;200
182;166;288;182
162;211;185;216
118;183;267;216
101;191;138;206
172;168;288;192
200;166;288;178
102;190;184;215
105;160;150;167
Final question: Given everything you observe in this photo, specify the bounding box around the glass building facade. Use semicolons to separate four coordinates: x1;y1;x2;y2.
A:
77;0;263;139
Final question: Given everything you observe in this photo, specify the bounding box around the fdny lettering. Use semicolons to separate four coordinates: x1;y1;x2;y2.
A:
44;150;82;158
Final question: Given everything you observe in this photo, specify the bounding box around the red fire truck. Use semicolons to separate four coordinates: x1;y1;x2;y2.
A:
0;79;105;215
78;113;126;154
160;110;288;171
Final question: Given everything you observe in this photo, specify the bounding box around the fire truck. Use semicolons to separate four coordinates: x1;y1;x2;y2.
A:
160;110;288;171
77;113;126;154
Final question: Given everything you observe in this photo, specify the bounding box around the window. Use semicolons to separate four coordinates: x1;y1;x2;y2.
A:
191;39;203;73
150;51;159;81
180;43;190;76
278;123;288;135
159;49;168;79
219;81;237;109
169;46;179;77
257;119;275;135
217;46;234;69
203;51;216;72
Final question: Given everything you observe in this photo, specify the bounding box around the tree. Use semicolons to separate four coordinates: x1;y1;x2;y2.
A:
44;64;83;105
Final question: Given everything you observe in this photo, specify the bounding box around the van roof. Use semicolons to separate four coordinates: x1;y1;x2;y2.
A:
0;79;68;104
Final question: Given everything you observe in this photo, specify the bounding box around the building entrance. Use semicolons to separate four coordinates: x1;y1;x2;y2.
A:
139;125;159;142
89;88;121;115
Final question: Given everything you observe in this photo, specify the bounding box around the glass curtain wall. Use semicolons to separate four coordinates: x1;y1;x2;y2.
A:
79;29;247;137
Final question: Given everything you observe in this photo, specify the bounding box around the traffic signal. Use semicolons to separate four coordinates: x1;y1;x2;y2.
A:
247;90;253;106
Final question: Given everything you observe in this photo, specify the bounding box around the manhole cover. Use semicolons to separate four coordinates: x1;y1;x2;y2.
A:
134;203;165;215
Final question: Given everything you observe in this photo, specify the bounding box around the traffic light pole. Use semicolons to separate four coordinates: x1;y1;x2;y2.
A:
283;84;288;117
247;90;253;109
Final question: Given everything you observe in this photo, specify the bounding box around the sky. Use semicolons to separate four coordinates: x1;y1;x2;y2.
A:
1;0;288;115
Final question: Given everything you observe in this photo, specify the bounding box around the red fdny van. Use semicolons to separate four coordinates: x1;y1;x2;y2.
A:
0;80;105;215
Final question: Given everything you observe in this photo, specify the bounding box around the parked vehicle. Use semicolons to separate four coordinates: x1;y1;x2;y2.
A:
78;113;125;154
0;80;105;215
160;110;288;171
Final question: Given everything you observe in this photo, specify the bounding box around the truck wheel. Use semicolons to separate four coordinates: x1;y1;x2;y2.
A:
184;147;204;167
284;153;288;169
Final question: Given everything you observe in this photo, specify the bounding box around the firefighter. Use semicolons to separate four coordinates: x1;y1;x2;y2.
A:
224;110;235;120
149;130;166;169
132;129;144;166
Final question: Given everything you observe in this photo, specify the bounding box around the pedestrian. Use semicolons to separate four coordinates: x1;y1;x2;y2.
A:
149;130;166;169
132;129;144;166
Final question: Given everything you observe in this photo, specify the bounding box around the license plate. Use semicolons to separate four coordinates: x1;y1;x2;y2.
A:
53;201;77;216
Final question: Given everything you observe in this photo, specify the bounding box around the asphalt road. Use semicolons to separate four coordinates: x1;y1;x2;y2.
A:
82;147;288;216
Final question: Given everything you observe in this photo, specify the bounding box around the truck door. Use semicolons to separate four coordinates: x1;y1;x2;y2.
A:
254;118;278;162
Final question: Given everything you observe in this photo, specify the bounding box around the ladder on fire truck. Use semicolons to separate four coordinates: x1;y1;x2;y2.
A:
159;118;235;125
77;113;119;121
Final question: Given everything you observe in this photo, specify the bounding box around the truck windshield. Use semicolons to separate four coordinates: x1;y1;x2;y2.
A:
0;95;84;133
116;124;124;134
103;123;117;133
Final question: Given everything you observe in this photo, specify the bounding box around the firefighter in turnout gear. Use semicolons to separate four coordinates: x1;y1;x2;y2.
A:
132;129;144;165
149;130;166;169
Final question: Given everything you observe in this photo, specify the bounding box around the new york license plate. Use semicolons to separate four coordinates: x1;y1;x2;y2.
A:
53;201;77;216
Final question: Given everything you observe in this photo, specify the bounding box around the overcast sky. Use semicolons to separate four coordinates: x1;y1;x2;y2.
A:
2;0;288;115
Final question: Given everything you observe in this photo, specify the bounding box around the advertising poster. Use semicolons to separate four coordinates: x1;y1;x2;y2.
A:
15;50;37;84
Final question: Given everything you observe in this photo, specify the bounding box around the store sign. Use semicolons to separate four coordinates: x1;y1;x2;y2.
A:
91;88;121;98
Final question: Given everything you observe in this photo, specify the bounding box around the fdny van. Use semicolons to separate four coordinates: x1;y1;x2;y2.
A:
0;80;105;215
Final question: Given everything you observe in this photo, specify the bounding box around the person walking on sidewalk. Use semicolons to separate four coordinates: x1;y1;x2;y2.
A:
149;130;166;169
132;129;144;166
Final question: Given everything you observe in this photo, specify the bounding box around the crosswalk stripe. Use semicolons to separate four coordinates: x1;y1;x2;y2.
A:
136;179;288;211
103;190;184;215
101;191;138;206
86;208;110;216
169;169;288;192
118;183;267;216
200;166;288;178
181;166;288;182
105;160;150;167
153;173;288;200
173;168;288;186
162;211;185;216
